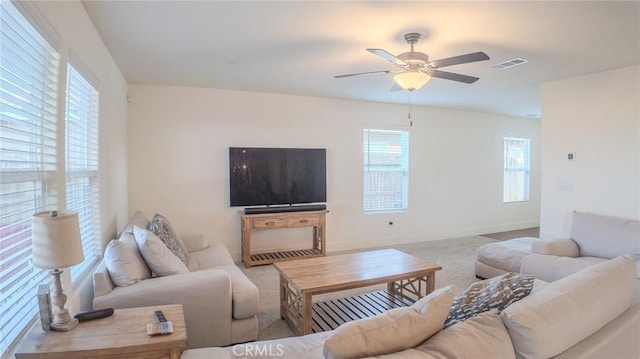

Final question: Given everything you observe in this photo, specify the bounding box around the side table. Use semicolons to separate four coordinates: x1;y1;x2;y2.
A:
15;304;187;359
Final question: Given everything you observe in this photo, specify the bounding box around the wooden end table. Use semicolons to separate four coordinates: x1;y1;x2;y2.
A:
274;248;442;335
15;304;187;359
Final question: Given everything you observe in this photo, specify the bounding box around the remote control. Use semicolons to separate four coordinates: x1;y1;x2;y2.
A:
153;310;167;323
74;308;114;322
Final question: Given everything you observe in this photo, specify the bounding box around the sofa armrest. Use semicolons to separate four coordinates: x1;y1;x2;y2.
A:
93;269;233;348
531;238;580;257
182;234;209;253
93;259;114;297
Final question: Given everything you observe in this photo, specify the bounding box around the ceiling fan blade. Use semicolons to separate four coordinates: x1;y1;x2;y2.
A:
367;49;406;66
428;52;490;69
334;70;391;78
428;70;480;84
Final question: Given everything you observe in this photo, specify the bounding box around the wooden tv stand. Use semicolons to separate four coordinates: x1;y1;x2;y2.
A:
239;210;328;268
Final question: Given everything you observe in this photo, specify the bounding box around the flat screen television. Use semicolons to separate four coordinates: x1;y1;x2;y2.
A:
229;147;326;207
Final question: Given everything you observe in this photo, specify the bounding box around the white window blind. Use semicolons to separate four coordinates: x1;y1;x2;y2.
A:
0;1;60;353
503;137;530;202
363;128;409;211
65;62;100;283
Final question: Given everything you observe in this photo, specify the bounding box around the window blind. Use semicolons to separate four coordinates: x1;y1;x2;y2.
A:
363;128;409;211
0;1;60;353
503;137;530;202
65;63;100;283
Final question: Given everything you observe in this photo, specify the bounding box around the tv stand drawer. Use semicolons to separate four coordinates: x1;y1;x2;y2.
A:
288;216;321;227
251;218;287;229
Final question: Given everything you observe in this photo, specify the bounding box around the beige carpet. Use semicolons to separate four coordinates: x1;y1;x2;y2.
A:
481;227;539;241
238;235;497;341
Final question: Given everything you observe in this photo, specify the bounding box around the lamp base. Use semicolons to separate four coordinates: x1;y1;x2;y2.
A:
50;317;78;332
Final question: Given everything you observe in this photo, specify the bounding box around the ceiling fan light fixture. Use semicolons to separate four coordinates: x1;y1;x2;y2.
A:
393;71;431;91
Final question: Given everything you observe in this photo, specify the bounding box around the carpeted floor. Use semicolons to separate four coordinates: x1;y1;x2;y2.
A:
481;227;539;241
238;235;498;341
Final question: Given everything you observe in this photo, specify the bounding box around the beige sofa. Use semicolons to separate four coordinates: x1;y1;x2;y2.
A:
476;212;639;294
92;212;259;348
182;256;640;359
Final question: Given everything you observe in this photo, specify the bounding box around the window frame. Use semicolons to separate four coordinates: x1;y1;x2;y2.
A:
503;136;531;203
0;1;61;354
362;126;410;212
1;2;103;356
64;58;100;283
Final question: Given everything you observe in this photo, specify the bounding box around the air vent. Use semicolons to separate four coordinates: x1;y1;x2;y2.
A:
492;58;528;70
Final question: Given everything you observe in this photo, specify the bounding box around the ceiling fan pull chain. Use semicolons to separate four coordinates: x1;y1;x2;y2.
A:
408;93;413;127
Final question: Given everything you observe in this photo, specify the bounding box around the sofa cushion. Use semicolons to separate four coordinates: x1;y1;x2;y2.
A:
133;225;189;276
571;211;640;259
323;285;454;359
476;237;535;273
104;239;151;286
187;243;236;271
501;256;636;359
149;213;189;265
181;331;332;359
444;272;534;329
120;210;149;236
520;254;607;282
415;310;515;359
531;238;580;257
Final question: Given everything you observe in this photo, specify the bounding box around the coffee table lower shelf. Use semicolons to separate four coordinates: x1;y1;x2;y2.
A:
311;290;414;333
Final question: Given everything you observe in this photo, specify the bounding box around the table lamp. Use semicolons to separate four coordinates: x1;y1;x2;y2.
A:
32;210;84;331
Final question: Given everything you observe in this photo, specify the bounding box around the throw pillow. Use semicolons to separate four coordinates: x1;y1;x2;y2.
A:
148;213;189;265
323;285;454;359
133;225;189;276
104;239;151;286
443;272;534;329
501;256;636;359
416;310;516;359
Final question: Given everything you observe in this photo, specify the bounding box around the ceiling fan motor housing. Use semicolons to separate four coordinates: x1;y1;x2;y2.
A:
398;52;429;65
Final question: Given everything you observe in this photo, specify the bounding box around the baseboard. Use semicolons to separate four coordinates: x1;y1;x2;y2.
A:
229;220;540;262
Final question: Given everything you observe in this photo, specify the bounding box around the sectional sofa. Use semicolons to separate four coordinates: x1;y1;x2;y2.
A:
182;256;640;359
476;211;640;302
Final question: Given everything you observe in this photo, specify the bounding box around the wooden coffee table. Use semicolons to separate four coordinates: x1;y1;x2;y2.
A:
274;248;442;335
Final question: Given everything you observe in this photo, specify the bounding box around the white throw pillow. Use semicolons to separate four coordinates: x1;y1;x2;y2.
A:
501;256;636;359
104;239;151;286
133;225;189;276
323;285;455;359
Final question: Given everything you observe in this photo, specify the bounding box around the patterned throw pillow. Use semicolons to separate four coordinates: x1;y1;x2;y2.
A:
148;213;189;265
443;272;534;329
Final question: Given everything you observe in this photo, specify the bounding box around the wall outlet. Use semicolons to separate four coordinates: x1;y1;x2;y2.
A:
568;153;576;161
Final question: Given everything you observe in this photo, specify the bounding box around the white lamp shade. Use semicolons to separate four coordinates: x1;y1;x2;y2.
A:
393;71;431;91
32;211;84;269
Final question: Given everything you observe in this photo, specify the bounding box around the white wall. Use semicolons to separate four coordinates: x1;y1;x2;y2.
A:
32;1;129;311
540;65;640;238
128;85;540;259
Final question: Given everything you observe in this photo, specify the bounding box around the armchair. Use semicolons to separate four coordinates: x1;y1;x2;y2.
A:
92;212;259;348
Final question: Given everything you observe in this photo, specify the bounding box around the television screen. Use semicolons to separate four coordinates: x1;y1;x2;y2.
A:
229;147;327;207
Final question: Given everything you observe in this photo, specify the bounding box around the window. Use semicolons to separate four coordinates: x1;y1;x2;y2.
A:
0;1;60;353
65;62;100;282
503;137;530;202
363;128;409;211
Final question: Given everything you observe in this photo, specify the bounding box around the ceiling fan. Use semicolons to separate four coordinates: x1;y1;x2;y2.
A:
335;32;490;91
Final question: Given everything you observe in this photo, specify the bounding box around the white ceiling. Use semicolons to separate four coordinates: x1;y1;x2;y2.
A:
82;1;639;118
